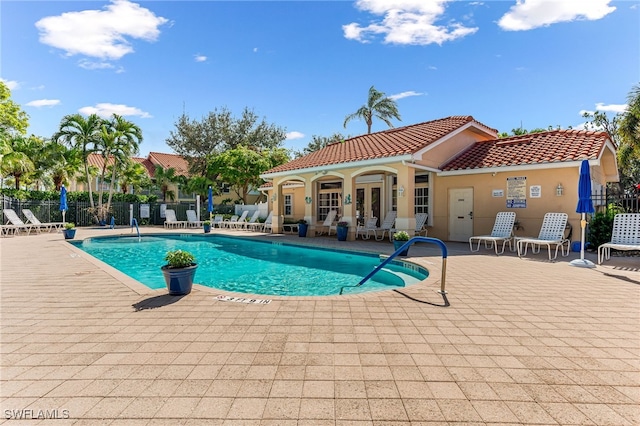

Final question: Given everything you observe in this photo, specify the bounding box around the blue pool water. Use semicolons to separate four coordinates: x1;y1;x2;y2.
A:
72;234;428;296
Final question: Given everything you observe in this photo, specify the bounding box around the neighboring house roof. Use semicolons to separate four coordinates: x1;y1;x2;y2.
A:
132;157;156;176
441;129;610;172
264;116;497;175
86;153;116;169
148;152;190;176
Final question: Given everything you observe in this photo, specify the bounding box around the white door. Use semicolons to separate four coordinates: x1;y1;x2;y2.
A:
449;188;473;241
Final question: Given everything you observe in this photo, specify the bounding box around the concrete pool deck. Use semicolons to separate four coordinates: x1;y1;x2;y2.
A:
1;226;638;425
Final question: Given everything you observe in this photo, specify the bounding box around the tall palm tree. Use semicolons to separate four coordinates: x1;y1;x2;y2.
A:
53;114;103;222
343;86;401;134
0;135;37;189
104;115;142;209
119;161;151;194
48;143;83;190
620;84;640;165
154;165;181;202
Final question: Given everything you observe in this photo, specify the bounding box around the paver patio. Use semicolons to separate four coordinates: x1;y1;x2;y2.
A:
1;227;638;425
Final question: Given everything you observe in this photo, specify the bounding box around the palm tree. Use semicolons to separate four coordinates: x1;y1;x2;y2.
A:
48;143;83;191
620;84;640;165
343;86;401;134
0;135;37;189
53;114;103;222
119;161;151;194
103;115;143;209
154;165;181;202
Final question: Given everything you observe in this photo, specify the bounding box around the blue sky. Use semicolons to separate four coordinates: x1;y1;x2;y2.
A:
2;0;639;157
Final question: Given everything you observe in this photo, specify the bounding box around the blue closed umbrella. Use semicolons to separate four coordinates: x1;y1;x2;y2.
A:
570;159;595;267
60;185;68;224
207;186;213;221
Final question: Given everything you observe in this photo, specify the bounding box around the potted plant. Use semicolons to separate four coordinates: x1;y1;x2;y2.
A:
63;223;76;240
297;219;308;237
392;231;410;256
203;220;211;233
336;221;349;241
161;250;197;295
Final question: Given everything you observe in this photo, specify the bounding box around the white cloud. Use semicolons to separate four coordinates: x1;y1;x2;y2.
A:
26;99;60;108
253;47;258;53
78;103;152;118
286;131;305;140
1;78;20;90
389;90;424;100
343;0;478;45
194;55;207;62
595;102;627;113
35;0;168;61
428;65;437;70
78;60;115;70
498;0;615;31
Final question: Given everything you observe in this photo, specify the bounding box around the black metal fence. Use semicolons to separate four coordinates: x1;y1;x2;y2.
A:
1;196;237;227
592;188;639;213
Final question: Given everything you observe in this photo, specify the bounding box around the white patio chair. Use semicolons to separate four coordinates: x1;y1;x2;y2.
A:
598;213;640;264
164;209;187;229
390;212;429;239
372;211;397;241
22;208;64;232
247;211;272;232
228;211;249;229
2;209;37;235
516;212;570;261
469;211;516;255
211;214;224;228
186;210;204;228
221;214;239;229
316;210;337;236
241;210;260;230
356;217;378;240
261;211;274;233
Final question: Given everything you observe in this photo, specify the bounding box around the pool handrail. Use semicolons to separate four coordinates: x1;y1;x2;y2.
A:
357;236;448;295
131;218;140;240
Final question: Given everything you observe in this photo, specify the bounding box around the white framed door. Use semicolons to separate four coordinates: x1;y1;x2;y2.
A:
356;184;382;226
449;188;473;241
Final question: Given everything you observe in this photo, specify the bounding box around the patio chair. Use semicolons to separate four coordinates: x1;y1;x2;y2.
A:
211;214;224;228
186;210;204;228
247;211;272;232
221;214;239;229
22;208;64;232
469;211;516;255
164;209;187;229
372;211;397;241
2;209;36;235
240;210;260;230
316;210;338;236
228;210;249;229
598;213;640;264
390;212;429;239
261;211;274;232
356;217;378;240
516;212;570;261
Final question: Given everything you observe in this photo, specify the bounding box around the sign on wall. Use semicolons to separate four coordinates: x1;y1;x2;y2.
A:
492;189;504;197
529;185;541;198
140;204;150;218
506;177;527;208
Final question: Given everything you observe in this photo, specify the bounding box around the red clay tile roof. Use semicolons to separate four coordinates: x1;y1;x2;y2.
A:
148;152;190;176
86;153;115;169
441;129;609;171
265;116;497;174
132;157;156;176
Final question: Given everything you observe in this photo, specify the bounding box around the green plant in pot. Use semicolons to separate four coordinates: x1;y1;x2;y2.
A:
161;250;197;295
63;222;76;240
297;219;308;237
392;231;410;256
203;220;211;233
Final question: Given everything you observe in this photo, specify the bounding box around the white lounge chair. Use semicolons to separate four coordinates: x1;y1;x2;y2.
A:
316;210;337;236
228;211;249;229
372;211;397;241
469;211;516;255
261;211;274;232
516;212;570;261
2;209;36;235
356;217;378;240
186;210;204;228
241;211;260;230
390;212;429;239
211;214;224;228
164;209;187;229
22;208;64;232
598;213;640;264
247;211;272;232
221;214;239;229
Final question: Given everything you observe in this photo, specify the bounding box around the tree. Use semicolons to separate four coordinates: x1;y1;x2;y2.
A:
619;83;640;170
0;134;38;189
119;161;151;194
47;143;83;190
294;133;348;158
0;81;29;137
154;165;181;202
53;114;103;222
343;86;401;134
166;107;286;175
207;146;289;204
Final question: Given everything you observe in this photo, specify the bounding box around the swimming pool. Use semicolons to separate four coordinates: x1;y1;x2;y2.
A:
72;234;428;296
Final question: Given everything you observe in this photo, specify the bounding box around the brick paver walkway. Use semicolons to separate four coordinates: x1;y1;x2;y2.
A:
1;227;638;425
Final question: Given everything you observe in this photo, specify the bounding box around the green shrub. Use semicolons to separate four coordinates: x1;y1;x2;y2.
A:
164;250;195;268
588;211;615;249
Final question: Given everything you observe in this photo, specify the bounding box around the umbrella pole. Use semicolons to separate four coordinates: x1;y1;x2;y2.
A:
570;213;595;268
62;210;66;225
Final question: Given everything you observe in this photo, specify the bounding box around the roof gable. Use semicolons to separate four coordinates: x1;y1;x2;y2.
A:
264;116;497;175
441;130;610;171
148;152;190;176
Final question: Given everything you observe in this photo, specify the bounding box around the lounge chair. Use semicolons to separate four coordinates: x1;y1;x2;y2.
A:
240;210;260;230
598;213;640;264
22;209;64;232
186;210;204;228
2;209;36;235
316;210;338;236
372;211;397;241
228;211;249;229
164;209;187;229
390;212;429;239
221;214;239;229
261;211;274;232
516;212;570;261
247;211;271;232
469;211;516;255
356;217;378;240
211;214;224;228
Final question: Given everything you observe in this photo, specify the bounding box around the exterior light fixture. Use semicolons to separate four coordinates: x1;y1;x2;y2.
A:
556;183;564;196
398;185;405;197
